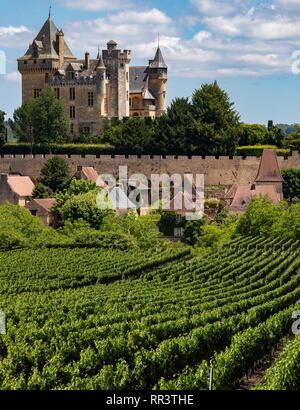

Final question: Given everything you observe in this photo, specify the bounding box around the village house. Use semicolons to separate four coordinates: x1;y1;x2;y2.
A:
0;173;35;206
25;198;57;227
222;149;283;215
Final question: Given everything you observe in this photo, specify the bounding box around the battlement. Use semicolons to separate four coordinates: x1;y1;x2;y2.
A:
1;152;299;186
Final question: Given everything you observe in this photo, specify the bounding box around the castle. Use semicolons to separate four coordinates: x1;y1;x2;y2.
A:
17;13;168;137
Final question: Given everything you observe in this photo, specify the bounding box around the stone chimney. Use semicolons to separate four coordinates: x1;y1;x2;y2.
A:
85;52;90;70
57;30;65;67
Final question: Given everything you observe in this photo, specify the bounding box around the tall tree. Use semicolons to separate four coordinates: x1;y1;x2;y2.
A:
8;102;34;148
238;123;268;146
283;124;300;150
32;86;69;146
40;155;71;192
281;168;300;202
265;120;285;148
0;110;7;149
190;83;240;155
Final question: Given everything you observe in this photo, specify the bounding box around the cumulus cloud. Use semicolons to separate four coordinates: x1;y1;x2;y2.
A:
60;0;133;11
0;25;31;48
5;71;21;83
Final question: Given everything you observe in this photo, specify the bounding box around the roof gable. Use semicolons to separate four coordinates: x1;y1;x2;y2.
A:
255;149;284;183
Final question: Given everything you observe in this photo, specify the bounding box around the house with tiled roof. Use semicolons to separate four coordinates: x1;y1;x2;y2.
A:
26;198;57;227
221;149;284;215
0;174;35;206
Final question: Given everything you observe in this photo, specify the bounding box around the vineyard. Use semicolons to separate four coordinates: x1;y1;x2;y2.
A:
0;236;299;390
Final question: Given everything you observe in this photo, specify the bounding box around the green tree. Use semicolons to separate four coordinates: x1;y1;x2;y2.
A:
265;120;285;148
40;155;71;192
0;110;7;149
181;216;209;246
8;102;34;148
238;123;268;146
283;124;300;150
52;177;100;217
104;117;152;155
236;195;287;237
190;83;240;155
281;168;300;201
59;191;114;229
32;86;69;146
31;183;50;199
152;98;193;155
0;202;45;249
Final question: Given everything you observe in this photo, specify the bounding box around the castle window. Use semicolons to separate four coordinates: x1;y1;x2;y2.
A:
24;61;27;65
70;88;75;101
70;106;75;119
54;88;60;99
34;88;42;98
120;63;124;68
83;127;90;135
45;73;49;84
88;92;94;107
127;91;129;101
34;60;37;64
132;97;139;108
70;124;74;134
126;72;129;82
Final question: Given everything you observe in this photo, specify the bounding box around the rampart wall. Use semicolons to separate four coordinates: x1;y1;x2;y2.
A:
0;151;299;186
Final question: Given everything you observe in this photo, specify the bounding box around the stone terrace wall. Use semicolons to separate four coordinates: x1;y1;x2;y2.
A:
0;151;299;186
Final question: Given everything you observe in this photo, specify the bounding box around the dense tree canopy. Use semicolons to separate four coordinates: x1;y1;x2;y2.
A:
283;124;300;150
40;155;71;192
281;168;300;201
103;83;241;156
8;102;34;146
8;87;69;147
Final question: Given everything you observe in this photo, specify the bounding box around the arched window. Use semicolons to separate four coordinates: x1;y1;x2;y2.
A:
133;112;139;117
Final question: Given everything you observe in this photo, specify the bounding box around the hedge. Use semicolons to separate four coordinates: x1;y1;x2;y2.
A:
236;145;291;158
0;142;115;156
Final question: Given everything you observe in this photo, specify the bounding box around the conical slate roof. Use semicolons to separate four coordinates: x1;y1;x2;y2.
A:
255;149;284;183
150;47;167;69
96;53;105;70
20;16;74;60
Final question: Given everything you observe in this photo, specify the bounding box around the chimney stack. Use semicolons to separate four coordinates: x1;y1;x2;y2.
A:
85;52;90;70
57;30;65;67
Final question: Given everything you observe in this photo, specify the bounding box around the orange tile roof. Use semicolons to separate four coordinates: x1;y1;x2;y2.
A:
7;175;35;197
230;185;280;209
31;198;56;212
255;149;284;183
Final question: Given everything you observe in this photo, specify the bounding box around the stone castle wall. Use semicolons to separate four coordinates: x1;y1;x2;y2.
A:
1;151;299;186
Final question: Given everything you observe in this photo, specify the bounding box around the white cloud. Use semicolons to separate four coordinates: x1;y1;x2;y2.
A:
5;72;21;83
61;0;133;10
0;25;29;37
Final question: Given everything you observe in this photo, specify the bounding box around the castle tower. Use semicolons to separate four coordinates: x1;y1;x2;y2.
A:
96;53;107;116
148;47;168;116
102;41;131;119
18;14;75;103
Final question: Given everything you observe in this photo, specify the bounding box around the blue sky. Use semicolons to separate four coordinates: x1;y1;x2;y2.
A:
1;0;300;124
